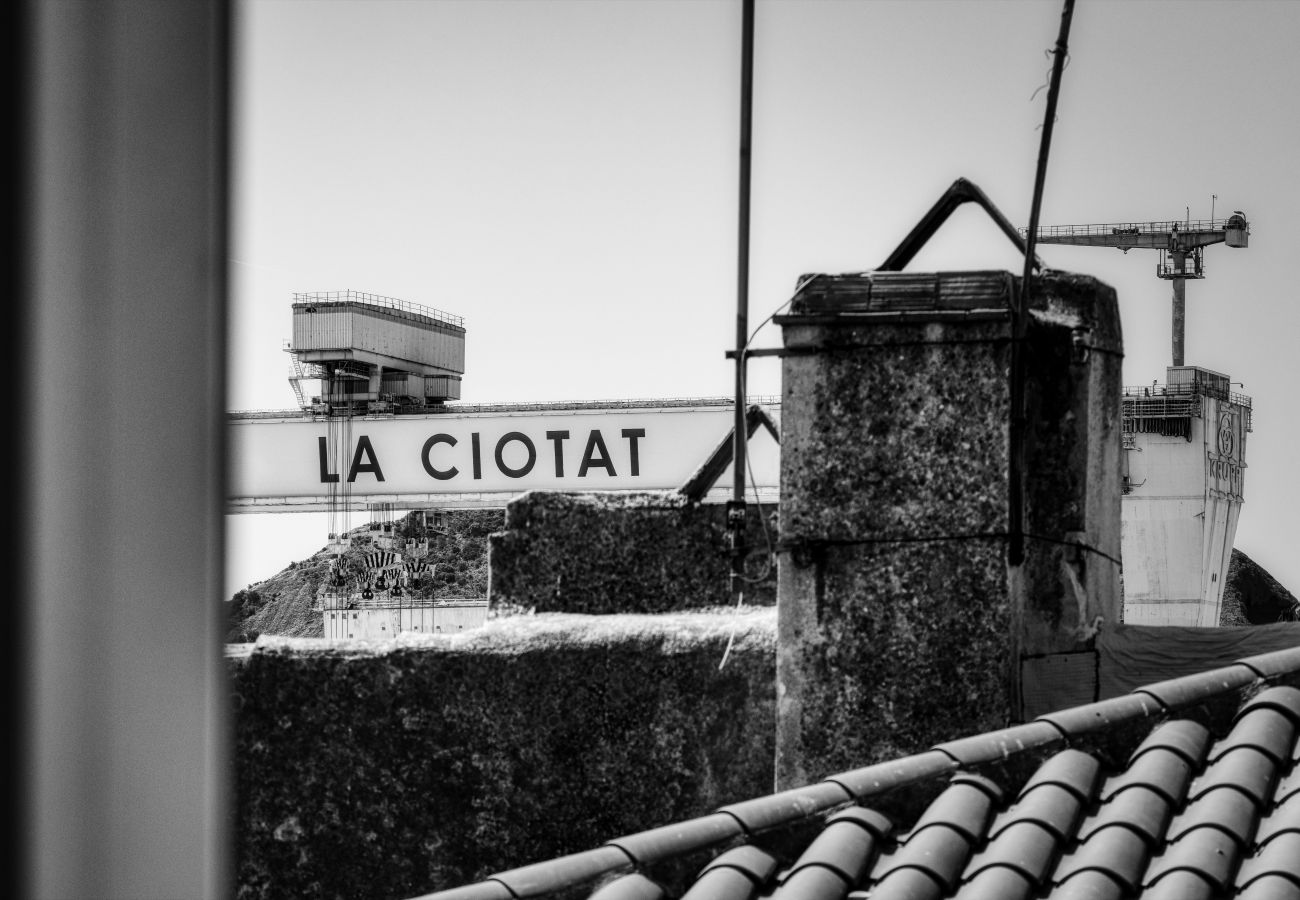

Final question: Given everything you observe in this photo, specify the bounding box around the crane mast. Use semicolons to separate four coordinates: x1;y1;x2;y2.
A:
1023;212;1249;366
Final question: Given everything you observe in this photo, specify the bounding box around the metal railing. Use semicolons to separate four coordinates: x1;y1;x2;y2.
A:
1122;383;1251;408
293;289;465;329
228;395;782;420
1021;217;1235;239
316;594;487;612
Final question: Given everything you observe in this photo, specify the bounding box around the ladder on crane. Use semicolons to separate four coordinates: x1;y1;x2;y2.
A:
284;340;308;410
1022;212;1249;366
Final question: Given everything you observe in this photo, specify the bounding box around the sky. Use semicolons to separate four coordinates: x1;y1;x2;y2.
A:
227;0;1300;599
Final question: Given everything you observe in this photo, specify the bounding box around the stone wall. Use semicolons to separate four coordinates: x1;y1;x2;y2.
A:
488;491;778;613
230;609;776;900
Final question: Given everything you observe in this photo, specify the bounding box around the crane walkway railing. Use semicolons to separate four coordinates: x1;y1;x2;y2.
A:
1022;218;1232;240
293;289;465;329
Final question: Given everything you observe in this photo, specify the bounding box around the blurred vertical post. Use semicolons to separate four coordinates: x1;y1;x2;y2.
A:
20;1;231;896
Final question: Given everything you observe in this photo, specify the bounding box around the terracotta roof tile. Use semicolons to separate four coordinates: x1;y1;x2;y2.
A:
1237;874;1300;900
1255;789;1300;845
1125;718;1211;767
962;820;1061;885
1165;784;1257;845
1236;684;1300;726
1142;826;1242;890
491;846;635;898
1097;747;1194;806
1186;745;1279;807
782;807;890;884
1138;869;1216;900
1075;784;1172;846
1208;705;1296;763
906;774;1002;843
858;867;945;900
605;813;745;866
680;846;778;900
408;881;515;900
413;645;1300;900
718;781;854;835
1049;869;1127;900
1132;664;1258;710
988;783;1085;841
950;865;1035;900
871;826;973;893
827;752;957;801
1276;769;1300;805
1033;692;1160;738
680;865;763;900
1239;645;1300;679
1014;749;1101;804
1235;830;1300;890
932;722;1064;767
770;861;849;899
587;873;663;900
1052;824;1150;892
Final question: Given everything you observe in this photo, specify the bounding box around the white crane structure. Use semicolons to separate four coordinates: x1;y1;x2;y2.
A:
1024;212;1249;366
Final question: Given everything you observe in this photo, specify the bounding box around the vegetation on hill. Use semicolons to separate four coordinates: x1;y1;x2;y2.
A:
226;509;504;641
1220;548;1300;625
228;516;1298;641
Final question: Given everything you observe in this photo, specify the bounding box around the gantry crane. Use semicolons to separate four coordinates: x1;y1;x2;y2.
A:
1023;212;1250;366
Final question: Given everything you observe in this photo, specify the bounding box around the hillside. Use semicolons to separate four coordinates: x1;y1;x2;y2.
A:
228;520;1298;640
1219;547;1300;625
226;509;503;641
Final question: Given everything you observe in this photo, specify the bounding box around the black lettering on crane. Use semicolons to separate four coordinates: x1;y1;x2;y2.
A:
347;435;385;482
578;430;616;477
420;434;458;481
621;428;645;477
318;436;340;483
546;430;570;477
495;432;537;478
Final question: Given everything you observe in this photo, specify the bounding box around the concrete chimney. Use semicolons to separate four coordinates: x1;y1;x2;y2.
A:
774;269;1123;788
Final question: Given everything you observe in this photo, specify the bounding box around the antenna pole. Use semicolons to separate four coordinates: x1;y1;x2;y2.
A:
730;0;755;598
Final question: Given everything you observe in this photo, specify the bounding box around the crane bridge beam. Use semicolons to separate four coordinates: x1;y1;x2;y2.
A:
227;399;782;512
1030;230;1227;251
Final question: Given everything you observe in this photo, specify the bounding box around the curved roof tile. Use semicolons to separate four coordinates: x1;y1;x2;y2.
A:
1075;784;1172;847
1237;874;1300;900
1015;749;1101;803
606;813;745;866
1208;706;1296;764
1051;823;1151;892
1235;831;1300;890
1126;718;1211;768
1098;748;1193;805
906;775;1001;843
1234;684;1300;727
1142;826;1242;890
1132;664;1257;710
1165;784;1257;846
863;866;945;900
1186;745;1278;807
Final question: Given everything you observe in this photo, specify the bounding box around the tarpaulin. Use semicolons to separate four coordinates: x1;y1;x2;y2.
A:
1097;622;1300;698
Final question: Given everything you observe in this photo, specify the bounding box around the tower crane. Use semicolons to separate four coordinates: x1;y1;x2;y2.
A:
1022;211;1250;366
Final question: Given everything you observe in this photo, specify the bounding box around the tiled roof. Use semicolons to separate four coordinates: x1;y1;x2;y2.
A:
412;645;1300;900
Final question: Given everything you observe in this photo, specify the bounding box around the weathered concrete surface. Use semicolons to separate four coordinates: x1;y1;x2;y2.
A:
230;609;776;900
775;270;1123;787
489;491;777;613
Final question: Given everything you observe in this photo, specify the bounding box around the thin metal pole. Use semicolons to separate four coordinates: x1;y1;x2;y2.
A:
731;0;755;594
1013;0;1075;565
